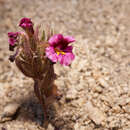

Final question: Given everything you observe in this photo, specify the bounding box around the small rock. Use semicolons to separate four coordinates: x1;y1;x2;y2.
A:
47;123;54;130
123;105;130;114
0;102;20;123
93;93;99;98
74;123;87;130
85;101;106;125
98;78;109;88
65;88;77;102
117;97;130;106
94;86;103;93
112;105;121;113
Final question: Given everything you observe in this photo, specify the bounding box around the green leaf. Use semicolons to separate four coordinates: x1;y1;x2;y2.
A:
41;30;46;41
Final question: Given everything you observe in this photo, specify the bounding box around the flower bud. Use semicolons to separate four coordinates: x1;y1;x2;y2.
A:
8;32;19;51
19;18;34;35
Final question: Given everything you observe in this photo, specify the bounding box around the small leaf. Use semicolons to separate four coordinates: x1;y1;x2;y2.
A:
50;28;54;37
41;30;46;41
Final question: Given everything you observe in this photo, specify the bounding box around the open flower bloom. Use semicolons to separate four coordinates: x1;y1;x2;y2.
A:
45;34;75;66
19;18;34;34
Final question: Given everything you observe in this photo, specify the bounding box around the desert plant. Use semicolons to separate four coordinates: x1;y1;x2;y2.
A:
8;18;75;127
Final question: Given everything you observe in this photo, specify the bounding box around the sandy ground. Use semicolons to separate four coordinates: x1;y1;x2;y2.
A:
0;0;130;130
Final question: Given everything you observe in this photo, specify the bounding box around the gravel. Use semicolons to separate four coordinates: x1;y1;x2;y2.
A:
0;0;130;129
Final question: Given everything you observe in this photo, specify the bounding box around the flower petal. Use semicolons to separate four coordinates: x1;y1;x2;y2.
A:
19;18;34;34
19;18;33;28
47;34;75;65
64;36;75;43
8;32;19;38
58;52;75;66
8;39;15;46
45;47;58;62
48;34;63;46
63;46;73;53
8;32;19;46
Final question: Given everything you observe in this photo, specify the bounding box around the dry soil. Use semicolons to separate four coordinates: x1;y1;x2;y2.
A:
0;0;130;130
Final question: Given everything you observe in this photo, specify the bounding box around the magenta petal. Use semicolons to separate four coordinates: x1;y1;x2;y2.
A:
8;32;19;46
63;46;73;53
19;18;32;28
8;32;19;38
45;47;58;62
57;55;64;65
64;36;75;43
9;39;15;46
47;34;75;65
58;53;75;66
48;34;63;46
19;18;34;34
63;53;75;65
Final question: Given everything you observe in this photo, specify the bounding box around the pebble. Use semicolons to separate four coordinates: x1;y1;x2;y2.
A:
47;124;54;130
123;105;130;114
65;88;77;102
94;86;103;93
98;78;109;88
74;123;87;130
112;105;121;113
117;97;130;106
85;101;106;125
0;102;20;123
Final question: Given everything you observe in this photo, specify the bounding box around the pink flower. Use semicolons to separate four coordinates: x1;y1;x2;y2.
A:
8;32;19;45
8;32;19;51
19;18;34;34
45;34;75;66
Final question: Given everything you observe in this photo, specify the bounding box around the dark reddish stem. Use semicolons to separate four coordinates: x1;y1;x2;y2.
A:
34;79;48;127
